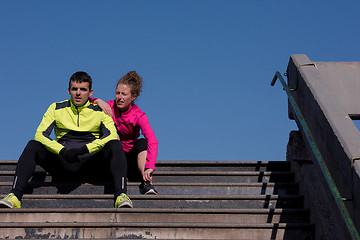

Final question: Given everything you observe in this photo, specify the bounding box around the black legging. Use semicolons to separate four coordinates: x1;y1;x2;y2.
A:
11;140;127;200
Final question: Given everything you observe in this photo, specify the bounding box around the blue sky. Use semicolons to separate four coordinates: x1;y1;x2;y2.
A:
1;1;359;162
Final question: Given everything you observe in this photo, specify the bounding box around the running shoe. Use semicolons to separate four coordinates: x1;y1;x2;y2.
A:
115;193;133;208
0;193;21;208
142;181;158;195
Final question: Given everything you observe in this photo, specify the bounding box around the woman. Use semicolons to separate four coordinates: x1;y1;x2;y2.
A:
91;71;158;194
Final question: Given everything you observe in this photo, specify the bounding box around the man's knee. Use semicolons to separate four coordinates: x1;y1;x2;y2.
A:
102;140;126;163
24;140;45;153
19;140;51;166
104;140;123;152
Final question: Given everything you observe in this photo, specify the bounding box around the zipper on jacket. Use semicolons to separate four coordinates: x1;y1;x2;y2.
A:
76;107;80;127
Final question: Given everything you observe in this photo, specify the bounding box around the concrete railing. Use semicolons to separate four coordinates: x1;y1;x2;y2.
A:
278;54;360;239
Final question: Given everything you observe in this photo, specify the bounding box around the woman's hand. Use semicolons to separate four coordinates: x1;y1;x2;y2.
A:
94;99;113;117
143;168;154;183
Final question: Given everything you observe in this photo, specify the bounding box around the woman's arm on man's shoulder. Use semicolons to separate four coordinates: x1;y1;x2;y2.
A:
89;97;113;117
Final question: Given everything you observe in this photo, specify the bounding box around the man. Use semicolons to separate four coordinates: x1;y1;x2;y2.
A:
0;71;132;208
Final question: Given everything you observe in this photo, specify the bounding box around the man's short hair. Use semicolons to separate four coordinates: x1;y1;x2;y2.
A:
69;71;92;90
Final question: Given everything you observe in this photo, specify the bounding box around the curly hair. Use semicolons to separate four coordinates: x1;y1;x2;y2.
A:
116;71;143;97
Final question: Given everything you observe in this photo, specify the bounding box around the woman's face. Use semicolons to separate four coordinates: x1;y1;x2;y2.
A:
115;83;137;111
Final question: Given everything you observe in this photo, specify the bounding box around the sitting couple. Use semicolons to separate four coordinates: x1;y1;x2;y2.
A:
0;71;158;209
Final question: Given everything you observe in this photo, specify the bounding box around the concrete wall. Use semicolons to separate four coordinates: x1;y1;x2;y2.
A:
285;54;360;238
287;130;351;240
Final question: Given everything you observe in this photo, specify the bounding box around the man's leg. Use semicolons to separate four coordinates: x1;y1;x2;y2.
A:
1;140;58;208
79;140;131;208
101;140;133;208
10;140;49;200
101;140;128;197
10;140;64;200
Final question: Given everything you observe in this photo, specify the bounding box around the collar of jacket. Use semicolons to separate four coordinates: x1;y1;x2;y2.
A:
69;99;90;113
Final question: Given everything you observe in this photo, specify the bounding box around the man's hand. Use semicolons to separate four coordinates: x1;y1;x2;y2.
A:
60;146;88;162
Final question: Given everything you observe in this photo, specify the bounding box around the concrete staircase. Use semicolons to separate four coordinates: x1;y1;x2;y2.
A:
0;160;314;239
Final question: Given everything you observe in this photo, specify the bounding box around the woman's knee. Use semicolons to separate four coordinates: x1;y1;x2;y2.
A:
136;138;148;151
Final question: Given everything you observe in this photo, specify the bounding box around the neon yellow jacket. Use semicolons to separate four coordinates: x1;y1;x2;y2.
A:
34;99;118;155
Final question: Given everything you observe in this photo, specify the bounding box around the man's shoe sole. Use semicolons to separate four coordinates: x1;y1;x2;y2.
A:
117;202;133;208
0;201;13;208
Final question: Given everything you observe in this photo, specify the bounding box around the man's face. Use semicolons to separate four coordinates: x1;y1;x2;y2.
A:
68;81;93;107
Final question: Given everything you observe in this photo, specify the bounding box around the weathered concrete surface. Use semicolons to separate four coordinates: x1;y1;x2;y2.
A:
0;224;314;240
287;131;350;240
315;62;360;116
0;160;313;239
286;54;360;237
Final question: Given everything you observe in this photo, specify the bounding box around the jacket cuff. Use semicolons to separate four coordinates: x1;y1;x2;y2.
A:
145;162;156;171
59;148;66;156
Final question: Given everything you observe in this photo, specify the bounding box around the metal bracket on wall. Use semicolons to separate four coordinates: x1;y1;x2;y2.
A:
297;62;316;69
351;156;360;166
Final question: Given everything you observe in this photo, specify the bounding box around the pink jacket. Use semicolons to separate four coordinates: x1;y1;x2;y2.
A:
90;98;158;170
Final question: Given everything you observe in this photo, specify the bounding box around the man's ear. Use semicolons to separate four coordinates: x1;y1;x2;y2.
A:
68;88;70;95
89;89;93;97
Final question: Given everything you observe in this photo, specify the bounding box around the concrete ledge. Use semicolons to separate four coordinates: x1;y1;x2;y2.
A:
0;223;314;240
287;54;360;233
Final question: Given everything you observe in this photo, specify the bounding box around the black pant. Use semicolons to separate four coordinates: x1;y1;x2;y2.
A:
11;140;127;200
125;138;147;182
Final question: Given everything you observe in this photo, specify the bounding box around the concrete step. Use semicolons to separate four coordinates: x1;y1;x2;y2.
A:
156;161;291;172
0;170;295;183
0;208;309;224
0;194;304;209
0;181;299;195
0;160;291;172
153;171;294;183
0;222;314;240
0;160;312;239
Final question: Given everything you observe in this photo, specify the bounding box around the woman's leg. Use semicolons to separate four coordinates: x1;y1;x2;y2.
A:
137;150;147;179
137;150;154;183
